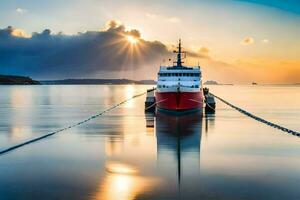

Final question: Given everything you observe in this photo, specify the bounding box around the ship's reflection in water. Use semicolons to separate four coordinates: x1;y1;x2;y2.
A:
152;111;203;196
96;111;204;200
204;110;215;136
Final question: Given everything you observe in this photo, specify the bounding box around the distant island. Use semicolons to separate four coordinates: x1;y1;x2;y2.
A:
0;75;40;85
204;80;219;85
40;79;157;85
204;80;233;85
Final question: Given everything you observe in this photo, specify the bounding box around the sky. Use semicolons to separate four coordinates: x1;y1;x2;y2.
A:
0;0;300;83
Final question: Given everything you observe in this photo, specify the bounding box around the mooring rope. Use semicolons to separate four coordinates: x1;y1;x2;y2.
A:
205;100;216;111
145;98;168;111
210;93;300;137
0;90;151;156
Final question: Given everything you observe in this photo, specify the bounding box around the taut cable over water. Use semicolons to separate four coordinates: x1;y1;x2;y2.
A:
1;88;299;156
0;90;153;156
210;93;300;137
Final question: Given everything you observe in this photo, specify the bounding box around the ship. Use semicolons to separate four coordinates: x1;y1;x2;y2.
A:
155;39;203;113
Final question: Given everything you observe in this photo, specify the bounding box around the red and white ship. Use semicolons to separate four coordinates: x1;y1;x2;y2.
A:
155;39;203;113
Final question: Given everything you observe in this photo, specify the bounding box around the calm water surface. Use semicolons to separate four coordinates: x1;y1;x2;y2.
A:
0;85;300;200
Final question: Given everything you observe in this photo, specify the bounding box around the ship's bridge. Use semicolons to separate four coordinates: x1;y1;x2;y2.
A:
157;66;202;92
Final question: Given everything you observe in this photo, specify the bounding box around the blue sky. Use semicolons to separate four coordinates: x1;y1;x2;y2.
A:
1;0;300;34
238;0;300;14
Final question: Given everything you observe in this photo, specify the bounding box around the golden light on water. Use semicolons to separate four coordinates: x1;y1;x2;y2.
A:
10;126;32;141
124;85;135;108
105;137;123;157
106;162;138;175
11;88;32;107
126;35;138;45
95;161;160;200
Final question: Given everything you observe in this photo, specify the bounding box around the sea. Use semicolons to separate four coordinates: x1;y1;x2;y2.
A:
0;85;299;200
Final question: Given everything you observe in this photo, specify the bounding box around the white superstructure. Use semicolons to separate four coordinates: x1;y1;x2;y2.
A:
157;66;202;92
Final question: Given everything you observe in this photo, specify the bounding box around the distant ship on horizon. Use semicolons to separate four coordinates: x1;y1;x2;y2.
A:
155;39;203;113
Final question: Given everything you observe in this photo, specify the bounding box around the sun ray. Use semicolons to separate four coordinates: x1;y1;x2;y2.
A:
126;35;138;45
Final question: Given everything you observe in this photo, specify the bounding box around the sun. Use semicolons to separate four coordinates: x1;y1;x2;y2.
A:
126;35;138;44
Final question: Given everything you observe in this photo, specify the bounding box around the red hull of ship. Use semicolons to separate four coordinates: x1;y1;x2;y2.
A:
155;92;203;111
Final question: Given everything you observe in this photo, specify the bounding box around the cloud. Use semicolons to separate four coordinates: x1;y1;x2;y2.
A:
0;21;171;79
261;39;269;44
168;17;181;23
186;47;210;59
241;37;254;45
198;47;210;55
3;22;295;83
16;8;27;14
0;26;30;38
146;13;157;19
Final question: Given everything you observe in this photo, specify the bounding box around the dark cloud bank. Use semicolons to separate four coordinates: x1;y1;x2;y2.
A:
2;21;205;79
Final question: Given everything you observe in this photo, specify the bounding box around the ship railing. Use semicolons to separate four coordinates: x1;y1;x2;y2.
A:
158;84;200;88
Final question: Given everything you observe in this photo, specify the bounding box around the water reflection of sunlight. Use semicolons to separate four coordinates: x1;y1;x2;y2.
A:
106;161;138;175
99;174;139;200
124;85;135;108
105;137;123;157
95;161;159;200
11;88;32;107
10;126;32;141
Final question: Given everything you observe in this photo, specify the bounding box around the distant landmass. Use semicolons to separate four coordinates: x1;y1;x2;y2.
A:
204;80;219;85
204;80;233;85
0;75;40;85
40;79;156;85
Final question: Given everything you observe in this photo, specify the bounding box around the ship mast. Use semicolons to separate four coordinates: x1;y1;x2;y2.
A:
177;39;182;67
174;39;186;67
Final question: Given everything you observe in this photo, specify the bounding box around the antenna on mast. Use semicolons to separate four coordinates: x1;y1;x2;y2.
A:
173;39;186;67
177;39;182;67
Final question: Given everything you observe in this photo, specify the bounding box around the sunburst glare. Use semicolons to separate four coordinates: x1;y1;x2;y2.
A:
126;35;138;45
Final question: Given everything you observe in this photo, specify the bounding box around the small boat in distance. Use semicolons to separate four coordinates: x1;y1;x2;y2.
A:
155;39;203;113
